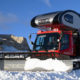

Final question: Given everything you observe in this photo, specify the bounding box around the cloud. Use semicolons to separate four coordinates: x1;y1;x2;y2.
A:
42;0;51;7
0;12;18;24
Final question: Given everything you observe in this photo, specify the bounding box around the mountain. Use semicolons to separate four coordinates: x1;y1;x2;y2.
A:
0;34;30;51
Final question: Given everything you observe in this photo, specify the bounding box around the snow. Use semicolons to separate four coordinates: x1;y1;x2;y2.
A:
0;45;27;53
24;57;73;72
1;45;19;51
0;70;80;80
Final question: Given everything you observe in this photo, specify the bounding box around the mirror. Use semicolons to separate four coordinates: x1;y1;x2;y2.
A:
29;34;34;45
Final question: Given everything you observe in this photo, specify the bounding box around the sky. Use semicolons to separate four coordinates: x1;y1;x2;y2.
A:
0;0;80;48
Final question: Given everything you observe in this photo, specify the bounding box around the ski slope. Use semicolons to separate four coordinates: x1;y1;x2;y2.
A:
0;70;80;80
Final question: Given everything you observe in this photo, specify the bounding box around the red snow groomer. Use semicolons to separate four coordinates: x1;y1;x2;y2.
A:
0;10;80;71
31;10;80;60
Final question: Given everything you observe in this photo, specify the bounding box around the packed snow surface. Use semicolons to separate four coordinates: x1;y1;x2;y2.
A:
24;57;73;72
0;70;80;80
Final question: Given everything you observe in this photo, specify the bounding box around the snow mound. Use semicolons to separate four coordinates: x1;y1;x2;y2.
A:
24;57;73;72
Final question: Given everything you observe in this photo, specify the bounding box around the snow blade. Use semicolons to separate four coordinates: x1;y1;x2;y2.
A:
0;52;80;71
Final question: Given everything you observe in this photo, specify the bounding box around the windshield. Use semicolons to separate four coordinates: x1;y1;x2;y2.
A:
33;33;60;51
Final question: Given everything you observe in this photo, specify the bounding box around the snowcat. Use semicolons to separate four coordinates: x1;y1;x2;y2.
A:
0;10;80;72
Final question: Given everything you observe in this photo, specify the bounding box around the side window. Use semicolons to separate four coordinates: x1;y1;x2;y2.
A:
64;14;73;24
60;34;69;50
36;36;45;45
